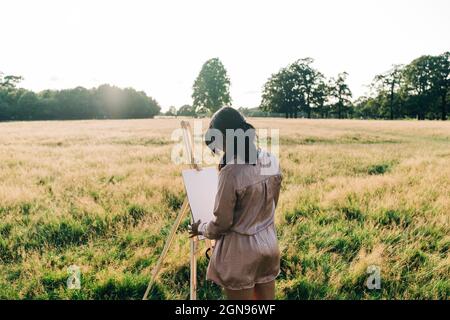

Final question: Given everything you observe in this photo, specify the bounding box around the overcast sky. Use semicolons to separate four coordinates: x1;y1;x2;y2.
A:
1;0;449;111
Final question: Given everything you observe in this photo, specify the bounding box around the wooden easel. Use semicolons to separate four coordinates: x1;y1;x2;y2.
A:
142;120;209;300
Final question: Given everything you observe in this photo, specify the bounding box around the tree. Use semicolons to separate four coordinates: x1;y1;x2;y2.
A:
292;58;324;118
372;65;404;120
402;55;436;120
0;91;12;120
260;58;322;118
261;66;297;118
311;78;330;118
429;52;449;120
91;84;160;119
165;106;177;117
177;104;196;117
398;52;449;120
0;73;24;120
0;81;160;121
354;96;384;119
0;72;23;89
329;72;352;119
17;91;38;120
192;58;231;113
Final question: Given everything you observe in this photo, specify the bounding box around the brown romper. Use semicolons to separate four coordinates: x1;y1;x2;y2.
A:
200;151;282;290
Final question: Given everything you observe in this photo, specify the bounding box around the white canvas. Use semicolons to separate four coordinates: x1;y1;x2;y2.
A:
182;167;218;237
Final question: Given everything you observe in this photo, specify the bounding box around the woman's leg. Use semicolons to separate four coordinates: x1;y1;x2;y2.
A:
224;287;255;300
254;280;275;300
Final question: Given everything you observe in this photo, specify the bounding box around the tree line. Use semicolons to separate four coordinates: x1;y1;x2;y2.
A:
169;53;448;120
1;52;448;121
0;75;160;121
164;58;232;118
260;52;449;120
357;52;449;120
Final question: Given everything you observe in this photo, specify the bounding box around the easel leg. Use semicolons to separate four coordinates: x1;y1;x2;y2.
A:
190;237;197;300
143;121;203;300
142;198;190;300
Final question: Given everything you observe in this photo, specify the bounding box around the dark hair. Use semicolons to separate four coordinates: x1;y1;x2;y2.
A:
204;107;257;170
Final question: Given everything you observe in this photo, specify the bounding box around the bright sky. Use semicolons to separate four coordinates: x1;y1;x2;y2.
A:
1;0;449;111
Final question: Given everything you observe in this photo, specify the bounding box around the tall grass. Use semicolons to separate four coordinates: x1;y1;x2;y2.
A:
0;118;448;299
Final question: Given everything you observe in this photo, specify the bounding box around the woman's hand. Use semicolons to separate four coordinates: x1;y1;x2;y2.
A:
188;219;202;238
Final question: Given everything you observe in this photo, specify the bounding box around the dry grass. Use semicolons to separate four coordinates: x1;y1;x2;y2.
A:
0;118;449;299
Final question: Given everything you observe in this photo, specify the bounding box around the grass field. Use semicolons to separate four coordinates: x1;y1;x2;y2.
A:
0;118;449;299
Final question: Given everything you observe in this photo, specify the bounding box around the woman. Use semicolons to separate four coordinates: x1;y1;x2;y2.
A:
188;107;282;300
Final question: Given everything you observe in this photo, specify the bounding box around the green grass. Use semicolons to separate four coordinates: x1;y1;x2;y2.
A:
0;118;449;299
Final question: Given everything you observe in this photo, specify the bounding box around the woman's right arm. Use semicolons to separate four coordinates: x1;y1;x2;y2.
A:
199;167;236;240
